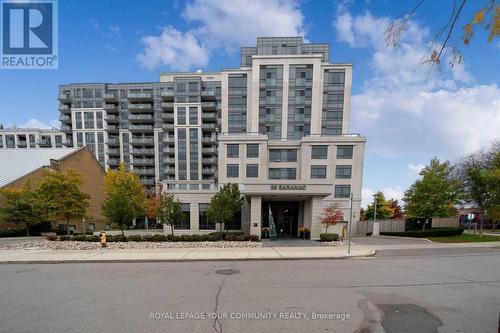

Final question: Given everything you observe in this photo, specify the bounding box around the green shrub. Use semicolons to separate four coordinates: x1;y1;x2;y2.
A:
59;235;70;241
85;235;100;242
142;234;153;242
206;234;220;242
152;234;168;242
46;235;57;241
104;234;114;242
320;233;339;242
380;227;464;238
225;235;236;241
249;235;260;242
0;229;27;237
112;234;128;242
72;235;86;241
235;235;247;241
180;235;193;242
127;235;143;242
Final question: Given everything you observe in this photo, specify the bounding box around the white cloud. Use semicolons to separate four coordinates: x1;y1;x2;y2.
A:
109;25;121;38
362;186;405;208
137;0;305;70
407;163;424;175
137;27;209;71
334;12;500;158
17;118;59;129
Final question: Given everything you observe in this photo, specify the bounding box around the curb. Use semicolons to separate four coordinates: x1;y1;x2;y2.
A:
0;250;376;264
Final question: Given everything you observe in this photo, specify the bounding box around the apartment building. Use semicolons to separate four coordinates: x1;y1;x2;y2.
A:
0;128;66;149
56;37;365;239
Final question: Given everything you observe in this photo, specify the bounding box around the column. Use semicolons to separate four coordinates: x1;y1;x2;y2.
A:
250;196;262;237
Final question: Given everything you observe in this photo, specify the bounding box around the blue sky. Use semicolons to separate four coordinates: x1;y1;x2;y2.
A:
0;0;499;206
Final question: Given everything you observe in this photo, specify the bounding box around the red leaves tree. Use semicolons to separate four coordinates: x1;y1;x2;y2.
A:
390;200;404;219
321;202;344;233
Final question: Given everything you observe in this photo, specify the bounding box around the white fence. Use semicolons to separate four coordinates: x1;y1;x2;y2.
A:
356;217;459;235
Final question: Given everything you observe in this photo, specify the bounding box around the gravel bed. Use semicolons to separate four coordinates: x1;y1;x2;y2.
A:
0;240;262;250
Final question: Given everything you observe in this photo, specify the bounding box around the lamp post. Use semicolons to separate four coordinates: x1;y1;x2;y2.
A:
348;193;353;254
372;194;379;236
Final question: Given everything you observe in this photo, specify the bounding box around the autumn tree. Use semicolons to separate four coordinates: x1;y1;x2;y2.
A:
155;193;184;235
37;169;90;235
365;192;395;220
321;202;344;233
102;163;146;235
390;200;404;219
207;184;243;239
0;186;43;236
146;195;159;220
386;0;499;67
403;158;462;218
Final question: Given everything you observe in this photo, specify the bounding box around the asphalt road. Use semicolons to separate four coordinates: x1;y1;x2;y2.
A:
0;250;499;333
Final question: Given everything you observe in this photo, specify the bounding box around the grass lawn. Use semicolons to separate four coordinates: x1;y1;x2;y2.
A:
427;234;500;243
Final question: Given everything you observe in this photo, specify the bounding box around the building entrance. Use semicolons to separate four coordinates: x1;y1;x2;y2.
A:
262;201;299;238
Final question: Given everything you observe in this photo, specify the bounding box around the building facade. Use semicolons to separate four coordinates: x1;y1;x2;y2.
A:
0;128;66;149
54;37;365;238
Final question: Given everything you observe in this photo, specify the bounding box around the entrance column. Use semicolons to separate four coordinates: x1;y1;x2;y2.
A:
250;196;262;237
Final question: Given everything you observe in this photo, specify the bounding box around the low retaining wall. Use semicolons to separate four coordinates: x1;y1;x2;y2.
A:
356;217;459;235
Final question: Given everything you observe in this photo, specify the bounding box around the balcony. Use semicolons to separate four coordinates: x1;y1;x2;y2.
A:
129;125;154;132
106;125;119;132
129;114;154;122
202;157;216;164
59;115;72;123
202;123;217;130
127;92;153;102
130;138;154;145
162;123;174;130
38;140;52;147
128;103;152;112
201;90;215;100
105;115;119;123
134;168;155;176
131;148;154;156
163;157;175;165
17;141;27;148
132;158;154;166
163;136;175;144
163;168;175;175
201;136;216;144
103;104;117;113
103;93;117;102
141;179;156;186
202;168;215;175
160;102;174;110
58;93;71;103
107;138;120;146
201;101;216;110
108;159;120;166
202;147;217;154
163;147;175;154
107;149;120;156
201;112;216;121
161;113;174;121
160;91;174;100
59;104;70;113
61;125;72;132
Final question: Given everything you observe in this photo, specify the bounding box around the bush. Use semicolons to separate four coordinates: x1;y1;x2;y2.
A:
0;229;27;237
366;232;373;236
72;235;86;241
380;227;464;238
166;234;179;242
85;235;100;242
127;235;143;242
46;235;57;241
206;234;220;242
320;233;339;242
105;234;114;242
225;235;236;241
142;234;154;242
152;234;168;242
249;235;260;242
180;235;193;242
234;235;247;241
59;235;70;241
112;234;128;242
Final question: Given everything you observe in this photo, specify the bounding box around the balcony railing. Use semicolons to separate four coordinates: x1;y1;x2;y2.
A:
201;113;216;121
161;113;174;120
107;149;120;155
127;92;153;102
202;157;216;164
103;104;117;112
160;91;174;100
141;179;156;186
201;90;215;100
201;102;216;110
131;148;154;155
17;142;27;148
163;157;175;165
108;159;120;166
202;147;216;154
160;102;174;110
132;158;154;166
202;123;216;130
163;168;175;175
61;125;72;132
163;136;175;143
105;115;119;122
201;136;216;143
107;138;120;146
106;125;119;131
59;104;70;112
128;103;152;112
103;93;117;102
58;93;70;102
202;168;215;175
129;114;154;122
162;123;174;130
59;115;72;123
163;147;175;154
134;168;155;176
130;138;154;145
129;125;154;132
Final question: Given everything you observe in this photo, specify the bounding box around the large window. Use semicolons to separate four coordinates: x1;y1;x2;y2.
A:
246;164;259;178
55;135;62;148
75;113;82;129
175;203;191;229
334;185;351;198
246;144;259;158
76;133;83;147
177;107;186;125
227;164;239;178
84;112;94;129
0;135;3;148
311;145;328;159
227;144;239;158
29;134;36;148
96;112;103;129
269;149;297;162
336;165;352;179
337;145;353;159
269;168;296;180
311;165;327;179
199;203;214;230
189;107;198;125
178;129;187;180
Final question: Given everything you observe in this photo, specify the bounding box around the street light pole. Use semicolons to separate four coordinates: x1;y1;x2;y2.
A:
372;194;378;236
348;193;353;254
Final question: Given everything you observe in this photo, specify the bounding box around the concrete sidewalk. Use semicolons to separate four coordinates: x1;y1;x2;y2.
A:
0;244;375;264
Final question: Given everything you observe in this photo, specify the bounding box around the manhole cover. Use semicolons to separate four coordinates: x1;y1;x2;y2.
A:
215;269;240;275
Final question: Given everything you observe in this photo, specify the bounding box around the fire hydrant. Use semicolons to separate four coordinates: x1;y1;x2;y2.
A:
99;232;107;248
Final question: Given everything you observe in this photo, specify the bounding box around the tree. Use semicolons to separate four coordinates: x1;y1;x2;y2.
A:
37;169;90;235
456;141;500;234
146;195;159;220
0;186;43;236
359;207;367;221
207;184;243;239
403;158;462;218
102;163;147;235
386;0;499;67
155;193;184;235
390;200;404;219
365;192;395;220
321;202;344;233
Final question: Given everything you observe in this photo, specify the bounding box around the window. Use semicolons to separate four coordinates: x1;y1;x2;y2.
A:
88;223;96;231
337;145;353;159
311;145;328;159
269;168;296;180
76;133;83;147
188;82;198;92
177;107;186;125
29;134;36;148
269;149;297;162
97;132;105;163
336;165;352;179
75;113;82;129
311;165;327;179
55;135;62;148
334;185;351;198
84;112;94;129
0;135;3;148
5;135;14;148
85;133;95;154
199;203;215;230
227;144;239;158
246;144;259;158
189;107;198;125
174;204;191;229
96;112;103;129
227;164;239;178
246;164;259;178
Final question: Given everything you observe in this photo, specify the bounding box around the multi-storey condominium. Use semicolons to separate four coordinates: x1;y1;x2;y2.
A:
0;128;67;149
57;37;365;239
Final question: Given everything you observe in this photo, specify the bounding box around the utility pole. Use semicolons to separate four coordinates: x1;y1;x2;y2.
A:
348;192;353;254
372;194;379;236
